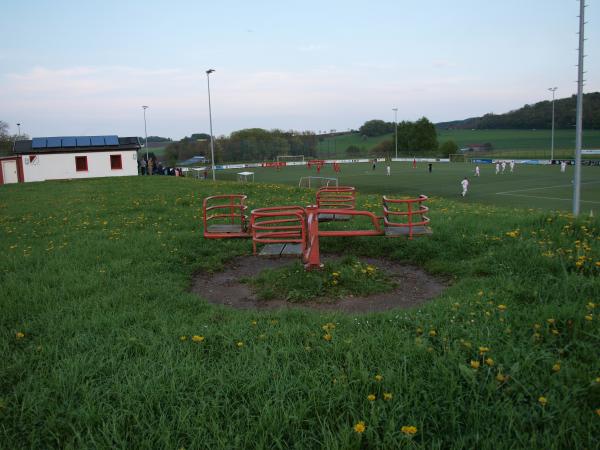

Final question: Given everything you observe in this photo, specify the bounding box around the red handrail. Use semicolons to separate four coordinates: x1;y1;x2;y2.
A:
382;195;430;239
316;186;356;210
250;206;306;254
203;194;249;238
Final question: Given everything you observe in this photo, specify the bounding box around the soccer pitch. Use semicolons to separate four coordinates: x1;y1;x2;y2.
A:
218;162;600;213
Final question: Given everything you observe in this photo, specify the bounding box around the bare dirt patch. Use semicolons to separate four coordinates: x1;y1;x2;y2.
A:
191;256;448;313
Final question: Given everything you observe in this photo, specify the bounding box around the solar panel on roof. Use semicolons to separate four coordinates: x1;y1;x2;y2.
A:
46;137;62;148
62;137;76;147
76;136;91;147
104;135;119;146
90;136;106;146
32;138;47;149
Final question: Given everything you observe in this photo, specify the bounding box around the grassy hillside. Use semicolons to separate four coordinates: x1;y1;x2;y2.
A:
316;129;600;159
1;177;599;449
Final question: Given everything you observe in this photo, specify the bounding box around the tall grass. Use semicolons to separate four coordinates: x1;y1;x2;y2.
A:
1;177;599;449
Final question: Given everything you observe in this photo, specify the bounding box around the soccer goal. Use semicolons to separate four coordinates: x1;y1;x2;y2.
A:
298;176;338;189
449;153;467;163
277;155;305;164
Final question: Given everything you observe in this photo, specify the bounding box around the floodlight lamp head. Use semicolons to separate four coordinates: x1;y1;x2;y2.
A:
142;105;149;110
206;69;215;74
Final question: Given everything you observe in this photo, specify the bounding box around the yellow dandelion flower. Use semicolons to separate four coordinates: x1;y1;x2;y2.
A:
179;335;188;341
383;392;393;401
485;357;494;366
15;332;25;339
323;333;333;342
585;315;593;321
587;302;596;310
191;335;205;343
367;394;376;401
538;396;548;406
429;330;437;337
552;363;561;373
251;320;257;326
533;323;541;330
496;373;506;382
416;327;423;335
497;304;507;311
547;318;556;325
332;272;340;277
353;421;366;433
374;374;383;382
401;425;418;435
551;329;560;336
478;346;490;355
236;341;244;347
332;279;338;285
470;360;480;369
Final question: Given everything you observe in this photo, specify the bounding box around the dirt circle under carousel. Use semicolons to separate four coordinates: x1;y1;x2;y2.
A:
190;255;448;313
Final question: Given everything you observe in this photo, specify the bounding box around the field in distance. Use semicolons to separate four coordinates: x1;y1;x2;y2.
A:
316;129;600;159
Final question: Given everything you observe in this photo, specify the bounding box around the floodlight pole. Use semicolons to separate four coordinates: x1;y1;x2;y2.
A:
142;106;149;163
392;108;398;159
206;69;216;181
548;87;557;161
573;0;585;217
16;123;21;137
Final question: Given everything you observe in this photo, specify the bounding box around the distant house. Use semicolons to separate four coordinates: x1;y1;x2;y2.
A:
179;155;207;165
0;135;140;185
460;143;492;152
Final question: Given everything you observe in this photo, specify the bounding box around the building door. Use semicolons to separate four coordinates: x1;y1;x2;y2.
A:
2;160;18;184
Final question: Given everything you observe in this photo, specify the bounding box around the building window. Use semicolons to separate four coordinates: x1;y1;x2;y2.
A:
75;156;88;172
110;154;122;170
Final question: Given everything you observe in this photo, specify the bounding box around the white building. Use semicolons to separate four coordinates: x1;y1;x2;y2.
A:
0;135;140;185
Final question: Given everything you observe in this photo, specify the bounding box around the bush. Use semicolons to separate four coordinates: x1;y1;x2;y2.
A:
439;140;459;157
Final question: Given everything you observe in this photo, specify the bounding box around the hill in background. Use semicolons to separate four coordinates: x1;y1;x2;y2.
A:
436;92;600;130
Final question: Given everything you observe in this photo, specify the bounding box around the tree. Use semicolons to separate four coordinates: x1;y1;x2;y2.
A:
439;140;459;157
359;120;394;137
370;140;393;157
412;117;438;151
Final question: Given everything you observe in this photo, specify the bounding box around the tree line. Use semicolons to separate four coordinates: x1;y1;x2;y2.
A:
164;129;318;164
436;92;600;130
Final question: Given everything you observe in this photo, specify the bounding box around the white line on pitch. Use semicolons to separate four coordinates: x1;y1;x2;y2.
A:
497;193;600;204
496;179;600;195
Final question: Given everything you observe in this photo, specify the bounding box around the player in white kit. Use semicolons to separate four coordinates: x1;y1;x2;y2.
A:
461;177;469;197
510;160;515;172
475;166;480;177
495;162;500;174
501;161;506;173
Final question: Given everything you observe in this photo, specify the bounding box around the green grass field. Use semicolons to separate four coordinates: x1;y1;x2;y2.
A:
219;162;600;214
317;129;600;159
1;176;599;449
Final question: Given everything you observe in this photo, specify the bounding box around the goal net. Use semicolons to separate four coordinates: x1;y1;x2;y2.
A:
277;155;305;164
298;176;338;189
449;153;466;163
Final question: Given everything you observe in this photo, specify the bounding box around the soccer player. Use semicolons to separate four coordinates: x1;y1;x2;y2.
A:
510;160;515;172
412;157;417;169
560;161;567;173
475;165;480;177
461;177;469;197
501;161;506;173
386;165;391;176
495;162;500;174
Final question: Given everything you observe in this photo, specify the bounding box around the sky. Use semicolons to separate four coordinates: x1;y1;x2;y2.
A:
1;0;598;139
